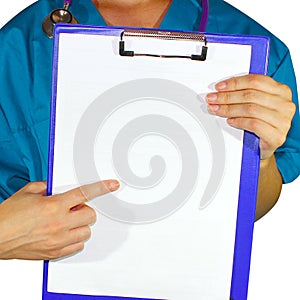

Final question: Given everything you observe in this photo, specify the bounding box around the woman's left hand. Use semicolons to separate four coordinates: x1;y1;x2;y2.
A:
206;74;296;160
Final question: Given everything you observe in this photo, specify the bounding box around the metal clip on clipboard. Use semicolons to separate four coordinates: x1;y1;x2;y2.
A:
119;29;208;61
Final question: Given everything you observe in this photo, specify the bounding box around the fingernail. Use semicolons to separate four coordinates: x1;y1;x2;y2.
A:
206;93;218;102
106;180;120;192
207;104;219;113
215;81;227;90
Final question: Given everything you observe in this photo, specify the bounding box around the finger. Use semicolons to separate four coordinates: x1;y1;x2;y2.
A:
49;241;85;260
69;205;97;228
68;226;92;244
227;117;286;158
207;103;283;130
51;227;91;258
214;74;291;98
206;89;286;110
59;180;120;208
45;225;92;253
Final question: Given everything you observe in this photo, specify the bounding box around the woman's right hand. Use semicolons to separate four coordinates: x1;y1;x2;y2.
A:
0;180;119;260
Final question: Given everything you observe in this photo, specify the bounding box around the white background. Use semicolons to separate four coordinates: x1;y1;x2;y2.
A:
0;1;299;300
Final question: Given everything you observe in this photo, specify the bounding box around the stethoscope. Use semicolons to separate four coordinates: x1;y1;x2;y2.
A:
42;0;78;38
42;0;209;38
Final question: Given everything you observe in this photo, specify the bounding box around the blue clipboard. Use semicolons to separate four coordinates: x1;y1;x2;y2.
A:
44;24;269;300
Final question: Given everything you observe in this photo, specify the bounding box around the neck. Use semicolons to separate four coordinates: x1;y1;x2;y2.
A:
92;0;172;28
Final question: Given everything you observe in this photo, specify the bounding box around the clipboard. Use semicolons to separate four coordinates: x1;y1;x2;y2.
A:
44;24;269;300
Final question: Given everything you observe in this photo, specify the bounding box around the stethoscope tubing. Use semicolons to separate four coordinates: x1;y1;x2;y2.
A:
199;0;209;32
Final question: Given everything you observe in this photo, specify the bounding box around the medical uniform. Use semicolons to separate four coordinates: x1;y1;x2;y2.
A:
0;0;299;202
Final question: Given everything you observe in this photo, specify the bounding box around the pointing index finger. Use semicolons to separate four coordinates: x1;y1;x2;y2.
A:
59;180;120;208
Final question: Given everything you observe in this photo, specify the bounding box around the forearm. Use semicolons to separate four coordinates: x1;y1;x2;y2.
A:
255;155;282;220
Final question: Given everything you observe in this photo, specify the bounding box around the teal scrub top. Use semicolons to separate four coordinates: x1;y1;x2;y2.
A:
0;0;299;202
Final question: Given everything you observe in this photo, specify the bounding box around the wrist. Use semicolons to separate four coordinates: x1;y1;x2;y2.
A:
260;155;274;169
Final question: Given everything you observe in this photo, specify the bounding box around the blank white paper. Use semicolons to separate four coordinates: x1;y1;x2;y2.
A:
48;32;252;300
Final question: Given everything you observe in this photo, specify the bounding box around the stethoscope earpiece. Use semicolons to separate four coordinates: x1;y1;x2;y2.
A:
42;0;78;38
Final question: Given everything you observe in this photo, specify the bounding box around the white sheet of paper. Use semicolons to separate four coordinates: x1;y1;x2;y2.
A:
48;33;252;300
